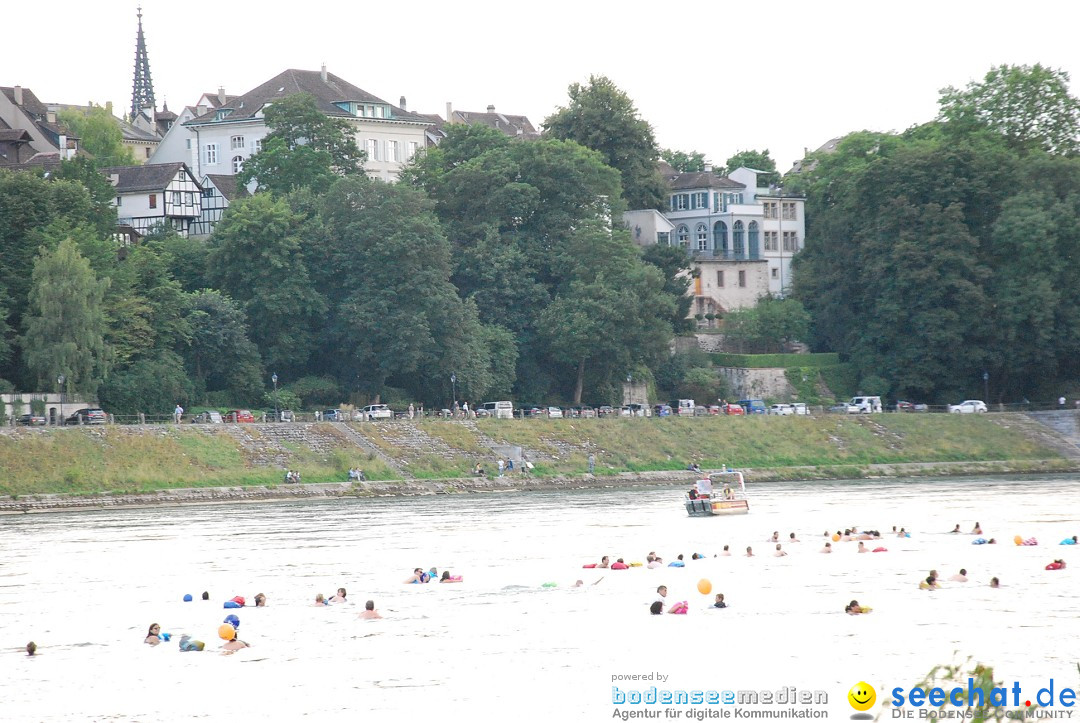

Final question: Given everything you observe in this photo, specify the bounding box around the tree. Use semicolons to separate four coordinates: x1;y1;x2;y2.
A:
724;149;780;186
237;93;366;195
939;64;1080;155
641;244;693;333
661;149;706;173
182;290;263;403
21;237;110;396
544;75;667;210
206;194;326;375
98;351;194;415
58;105;134;166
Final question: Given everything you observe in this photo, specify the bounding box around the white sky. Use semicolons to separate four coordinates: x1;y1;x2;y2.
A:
7;0;1080;171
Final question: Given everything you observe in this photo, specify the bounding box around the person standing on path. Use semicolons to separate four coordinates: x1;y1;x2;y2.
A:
588;454;595;475
497;458;505;477
174;404;184;424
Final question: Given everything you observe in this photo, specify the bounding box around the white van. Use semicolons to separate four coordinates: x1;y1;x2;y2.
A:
479;401;514;419
674;399;695;416
848;396;883;414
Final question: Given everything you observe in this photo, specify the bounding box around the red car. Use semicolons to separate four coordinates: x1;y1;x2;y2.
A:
722;404;745;416
226;409;256;423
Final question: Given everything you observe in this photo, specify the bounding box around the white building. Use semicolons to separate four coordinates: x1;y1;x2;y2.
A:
103;162;202;237
151;68;428;184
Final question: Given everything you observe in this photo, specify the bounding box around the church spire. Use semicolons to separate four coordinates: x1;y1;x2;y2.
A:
130;6;156;121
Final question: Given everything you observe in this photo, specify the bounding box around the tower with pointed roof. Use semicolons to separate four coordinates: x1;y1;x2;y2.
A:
130;7;155;122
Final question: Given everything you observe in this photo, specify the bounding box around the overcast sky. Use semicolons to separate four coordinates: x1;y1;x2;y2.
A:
7;0;1080;171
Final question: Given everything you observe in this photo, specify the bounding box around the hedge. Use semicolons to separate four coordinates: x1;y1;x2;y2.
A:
709;352;841;368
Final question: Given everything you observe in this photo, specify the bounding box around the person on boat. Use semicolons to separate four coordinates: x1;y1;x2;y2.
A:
713;593;727;608
329;587;347;603
145;623;162;646
688;487;698;500
949;568;968;582
949;524;961;534
820;542;833;553
745;546;754;557
972;522;983;535
720;545;731;556
358;600;382;620
774;544;787;557
857;541;868;553
723;484;734;500
990;577;1000;588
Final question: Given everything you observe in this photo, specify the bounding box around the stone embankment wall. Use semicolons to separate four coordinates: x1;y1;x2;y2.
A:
717;367;794;400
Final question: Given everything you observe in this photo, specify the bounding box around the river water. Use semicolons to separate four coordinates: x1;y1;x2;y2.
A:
3;475;1079;721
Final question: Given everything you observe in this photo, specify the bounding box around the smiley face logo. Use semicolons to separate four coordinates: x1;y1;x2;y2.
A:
848;681;876;712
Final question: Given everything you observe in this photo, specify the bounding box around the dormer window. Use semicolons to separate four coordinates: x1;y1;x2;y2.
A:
214;109;233;121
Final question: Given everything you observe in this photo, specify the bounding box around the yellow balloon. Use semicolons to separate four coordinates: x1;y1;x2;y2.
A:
697;579;712;595
831;533;841;542
218;624;236;641
1013;535;1023;546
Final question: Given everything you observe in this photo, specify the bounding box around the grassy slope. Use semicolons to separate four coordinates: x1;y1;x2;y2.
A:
0;415;1063;496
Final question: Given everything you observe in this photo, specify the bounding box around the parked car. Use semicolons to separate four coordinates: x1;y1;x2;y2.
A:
546;406;563;419
828;403;857;414
478;401;514;419
567;406;596;418
275;410;295;422
194;411;223;424
738;399;767;415
17;413;47;426
597;405;617;417
722;403;745;416
949;400;987;414
323;409;344;421
621;404;651;417
848;396;883;413
65;408;107;425
653;404;672;417
791;403;810;416
769;404;795;416
519;405;543;418
226;409;256;423
362;404;393;421
896;400;929;412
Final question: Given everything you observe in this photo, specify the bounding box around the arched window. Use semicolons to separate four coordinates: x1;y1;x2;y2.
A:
696;223;708;251
232;155;244;174
733;220;745;255
676;225;690;247
714;221;728;253
748;221;759;258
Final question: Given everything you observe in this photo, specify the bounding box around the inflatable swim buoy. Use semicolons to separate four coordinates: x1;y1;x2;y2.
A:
872;547;887;553
582;563;597;568
223;601;242;609
230;596;245;606
630;562;644;567
218;624;236;641
1060;538;1077;545
972;538;988;545
182;594;193;602
831;534;841;542
541;582;557;588
668;561;685;567
1023;537;1039;546
1046;562;1065;570
223;614;240;629
1014;535;1023;546
610;562;629;570
669;601;688;614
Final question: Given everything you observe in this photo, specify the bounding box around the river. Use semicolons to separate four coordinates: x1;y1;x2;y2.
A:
3;475;1079;721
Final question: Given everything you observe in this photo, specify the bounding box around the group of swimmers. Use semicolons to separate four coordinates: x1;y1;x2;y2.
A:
403;567;462;583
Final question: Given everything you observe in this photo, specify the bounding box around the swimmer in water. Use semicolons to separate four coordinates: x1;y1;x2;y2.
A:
949;568;968;582
314;593;326;607
329;587;347;603
919;575;939;590
857;541;868;553
720;545;731;556
745;546;754;557
404;568;424;584
990;577;1000;588
145;623;162;646
713;593;726;608
598;555;610;569
972;522;982;535
789;532;799;542
358;600;382;620
774;544;787;557
26;641;36;656
950;524;961;534
768;531;779;543
821;542;833;553
649;601;663;615
254;593;267;607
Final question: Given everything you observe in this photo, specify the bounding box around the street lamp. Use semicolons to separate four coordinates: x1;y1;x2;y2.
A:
982;370;989;404
450;373;457;409
57;374;65;426
271;373;279;422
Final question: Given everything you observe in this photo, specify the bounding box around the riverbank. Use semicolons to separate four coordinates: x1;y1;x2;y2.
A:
2;458;1074;514
0;413;1076;501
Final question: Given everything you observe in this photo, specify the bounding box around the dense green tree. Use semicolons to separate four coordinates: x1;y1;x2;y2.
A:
58;105;134;166
544;75;667;210
206;194;326;375
21;237;110;396
641;244;693;333
237;93;365;195
97;350;194;416
661;149;706;172
183;290;263;403
724;149;780;185
939;64;1080;155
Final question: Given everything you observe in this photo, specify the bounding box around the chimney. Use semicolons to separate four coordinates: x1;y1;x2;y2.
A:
218;87;226;105
704;163;712;173
446;102;453;122
399;95;406;111
321;63;327;83
487;104;495;113
13;85;22;105
105;101;113;114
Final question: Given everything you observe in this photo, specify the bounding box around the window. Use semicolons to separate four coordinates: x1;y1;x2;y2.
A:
230;135;245;150
782;202;797;221
771;268;778;279
232;155;243;174
388;140;400;162
408;141;419;159
205;144;218;164
763;201;778;219
172;191;181;205
716;270;724;287
676;225;690;247
366;139;379;161
149;193;157;209
733;220;745;254
764;231;778;251
696;223;708;251
783;231;798;251
674;194;689;211
116;196;122;206
657;231;670;246
748;221;759;252
738;270;747;287
713;192;720;212
145;147;151;159
694;192;708;209
185;139;191;149
714;221;728;252
254;139;262;153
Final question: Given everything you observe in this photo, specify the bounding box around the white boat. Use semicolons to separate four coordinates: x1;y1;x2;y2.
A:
685;470;749;516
